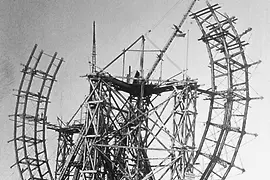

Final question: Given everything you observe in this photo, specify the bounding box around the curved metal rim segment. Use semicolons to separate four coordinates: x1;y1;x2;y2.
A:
12;3;253;180
12;44;63;180
191;3;250;179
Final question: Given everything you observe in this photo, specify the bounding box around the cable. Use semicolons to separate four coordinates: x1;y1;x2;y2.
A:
145;0;184;35
145;35;183;72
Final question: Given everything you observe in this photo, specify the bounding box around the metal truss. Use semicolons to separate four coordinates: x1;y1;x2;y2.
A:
11;2;260;180
55;72;198;180
48;120;82;179
190;3;260;179
11;44;63;180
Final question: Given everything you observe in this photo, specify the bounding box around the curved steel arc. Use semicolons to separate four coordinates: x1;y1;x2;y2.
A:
13;44;63;180
198;4;234;179
12;3;254;180
191;3;250;179
13;44;38;180
221;16;250;179
30;51;55;179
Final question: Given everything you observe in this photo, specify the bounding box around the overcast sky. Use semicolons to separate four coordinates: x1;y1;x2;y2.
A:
0;0;269;179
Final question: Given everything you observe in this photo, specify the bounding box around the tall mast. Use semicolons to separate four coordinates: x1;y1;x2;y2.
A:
91;21;97;73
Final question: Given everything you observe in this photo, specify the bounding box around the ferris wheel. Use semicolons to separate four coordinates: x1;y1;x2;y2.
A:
11;1;261;180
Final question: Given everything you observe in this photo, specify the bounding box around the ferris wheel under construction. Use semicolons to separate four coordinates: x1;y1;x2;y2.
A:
11;1;261;180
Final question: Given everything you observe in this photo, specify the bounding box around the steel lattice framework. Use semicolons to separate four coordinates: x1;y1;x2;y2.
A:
190;3;259;179
11;44;63;179
52;73;199;180
11;2;260;180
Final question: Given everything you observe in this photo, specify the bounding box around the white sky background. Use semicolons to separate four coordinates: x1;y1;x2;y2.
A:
0;0;269;179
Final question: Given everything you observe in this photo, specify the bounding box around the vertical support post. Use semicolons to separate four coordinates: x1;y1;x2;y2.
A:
140;36;145;80
159;60;163;84
127;66;131;84
184;30;190;80
91;21;97;74
171;94;177;180
122;48;126;80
